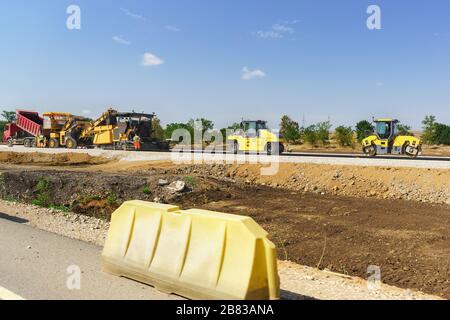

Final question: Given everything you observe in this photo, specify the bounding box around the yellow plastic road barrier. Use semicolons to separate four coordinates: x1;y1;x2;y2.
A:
0;286;25;300
102;200;280;300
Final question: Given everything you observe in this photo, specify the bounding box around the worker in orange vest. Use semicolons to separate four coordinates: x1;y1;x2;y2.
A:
37;134;46;148
133;134;141;151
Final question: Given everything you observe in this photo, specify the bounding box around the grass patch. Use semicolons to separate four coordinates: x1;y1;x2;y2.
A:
107;193;118;205
32;176;52;207
3;195;20;203
142;186;151;195
78;194;102;205
183;176;197;187
49;204;70;212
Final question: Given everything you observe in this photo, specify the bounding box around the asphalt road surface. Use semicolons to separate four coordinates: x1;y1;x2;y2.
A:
0;217;180;300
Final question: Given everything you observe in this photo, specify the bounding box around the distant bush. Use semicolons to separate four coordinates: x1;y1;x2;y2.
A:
165;118;214;144
355;120;375;142
397;124;414;136
433;123;450;145
316;121;332;144
421;115;450;145
303;125;318;146
335;126;355;147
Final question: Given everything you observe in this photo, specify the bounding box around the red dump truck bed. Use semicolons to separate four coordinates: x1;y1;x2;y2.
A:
16;110;43;137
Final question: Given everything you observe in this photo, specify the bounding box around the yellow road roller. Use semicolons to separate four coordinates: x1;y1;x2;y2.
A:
362;118;422;158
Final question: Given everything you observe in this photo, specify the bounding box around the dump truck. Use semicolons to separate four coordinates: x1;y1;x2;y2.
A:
79;108;169;151
4;110;43;147
362;118;422;158
227;120;285;155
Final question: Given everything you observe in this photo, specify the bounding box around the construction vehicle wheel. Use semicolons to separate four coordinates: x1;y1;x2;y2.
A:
403;143;419;159
7;139;13;147
363;145;377;157
49;138;59;149
266;142;280;156
24;139;32;148
229;141;238;154
66;138;77;149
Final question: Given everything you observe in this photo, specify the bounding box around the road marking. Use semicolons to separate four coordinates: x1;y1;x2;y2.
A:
0;286;25;300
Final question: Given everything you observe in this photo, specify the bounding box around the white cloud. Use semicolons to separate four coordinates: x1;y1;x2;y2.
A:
142;52;164;66
120;8;146;21
272;24;294;34
165;25;180;32
112;35;131;45
255;30;283;39
242;67;266;80
82;110;92;116
255;22;296;39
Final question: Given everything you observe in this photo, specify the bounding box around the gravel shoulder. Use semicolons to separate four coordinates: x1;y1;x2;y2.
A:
0;199;442;300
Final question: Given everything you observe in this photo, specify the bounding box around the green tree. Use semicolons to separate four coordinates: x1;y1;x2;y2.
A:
303;125;318;146
1;111;16;123
164;123;189;141
397;124;413;136
0;121;6;140
434;123;450;145
316;121;332;145
220;123;241;141
335;126;355;147
421;115;437;144
151;117;165;140
280;115;301;144
165;118;215;144
355;120;375;142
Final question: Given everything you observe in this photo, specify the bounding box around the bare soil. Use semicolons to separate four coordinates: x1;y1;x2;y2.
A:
0;200;441;300
0;151;107;166
1;161;449;299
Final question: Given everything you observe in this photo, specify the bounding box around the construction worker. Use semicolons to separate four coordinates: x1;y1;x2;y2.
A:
37;134;45;148
133;134;141;151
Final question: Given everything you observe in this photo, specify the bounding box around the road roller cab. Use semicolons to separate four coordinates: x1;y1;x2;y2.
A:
362;118;422;158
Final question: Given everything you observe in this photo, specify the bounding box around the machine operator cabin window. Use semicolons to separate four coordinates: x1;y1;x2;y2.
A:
377;122;391;139
257;122;268;131
244;122;257;137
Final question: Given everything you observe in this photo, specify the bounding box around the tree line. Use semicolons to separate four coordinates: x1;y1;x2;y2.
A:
2;110;450;146
279;115;450;147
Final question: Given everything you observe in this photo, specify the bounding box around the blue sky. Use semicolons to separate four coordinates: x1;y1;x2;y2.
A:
1;0;449;130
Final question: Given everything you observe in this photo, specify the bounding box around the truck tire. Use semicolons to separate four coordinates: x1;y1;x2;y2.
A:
66;138;77;149
7;139;13;147
24;139;32;148
49;138;59;149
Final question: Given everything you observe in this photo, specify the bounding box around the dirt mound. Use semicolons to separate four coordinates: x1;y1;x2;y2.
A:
69;161;450;205
0;152;108;166
165;163;450;205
